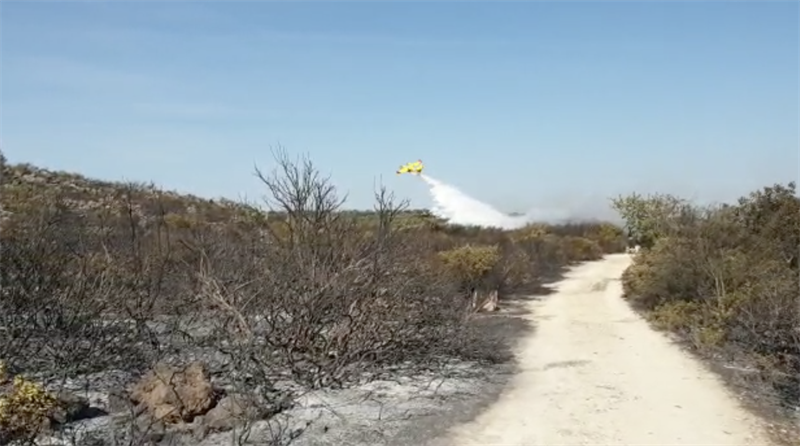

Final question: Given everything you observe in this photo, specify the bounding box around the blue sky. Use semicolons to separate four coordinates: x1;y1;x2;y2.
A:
2;1;798;215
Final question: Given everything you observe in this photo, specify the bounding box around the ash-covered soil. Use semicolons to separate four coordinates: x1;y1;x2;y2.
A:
29;305;532;446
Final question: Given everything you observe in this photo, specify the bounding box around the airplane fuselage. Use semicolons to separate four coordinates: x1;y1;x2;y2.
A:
397;159;424;175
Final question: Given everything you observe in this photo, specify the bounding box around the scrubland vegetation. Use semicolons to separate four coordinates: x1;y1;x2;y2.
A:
613;184;800;427
6;144;795;445
0;149;624;445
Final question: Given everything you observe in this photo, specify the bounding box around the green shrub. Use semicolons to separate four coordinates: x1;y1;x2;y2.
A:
561;236;603;262
438;244;501;291
615;182;800;410
0;360;59;444
585;222;626;253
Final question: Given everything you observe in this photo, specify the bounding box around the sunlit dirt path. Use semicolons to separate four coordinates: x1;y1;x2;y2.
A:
437;254;774;446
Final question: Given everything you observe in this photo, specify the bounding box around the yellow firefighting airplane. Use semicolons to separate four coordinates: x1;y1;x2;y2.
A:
396;159;424;175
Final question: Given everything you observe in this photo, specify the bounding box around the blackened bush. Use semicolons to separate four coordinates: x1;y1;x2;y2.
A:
0;198;149;379
1;148;626;399
193;149;500;388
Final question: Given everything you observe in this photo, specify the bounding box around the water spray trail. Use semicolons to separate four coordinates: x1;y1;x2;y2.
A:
418;174;529;229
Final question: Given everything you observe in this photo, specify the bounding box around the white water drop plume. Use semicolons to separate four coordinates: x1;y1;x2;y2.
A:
418;174;530;230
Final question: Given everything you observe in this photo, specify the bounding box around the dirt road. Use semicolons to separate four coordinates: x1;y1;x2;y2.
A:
438;254;774;446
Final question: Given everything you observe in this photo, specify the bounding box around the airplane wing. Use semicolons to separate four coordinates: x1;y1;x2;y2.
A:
396;162;413;174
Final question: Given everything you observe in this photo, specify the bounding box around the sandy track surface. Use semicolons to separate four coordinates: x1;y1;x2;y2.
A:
437;254;774;446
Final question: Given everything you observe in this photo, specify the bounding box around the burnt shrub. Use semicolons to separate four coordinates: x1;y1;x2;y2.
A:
1;148;623;396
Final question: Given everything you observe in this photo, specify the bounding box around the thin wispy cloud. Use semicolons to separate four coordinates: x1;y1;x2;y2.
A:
129;102;247;121
64;24;523;51
241;29;522;48
6;55;161;92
